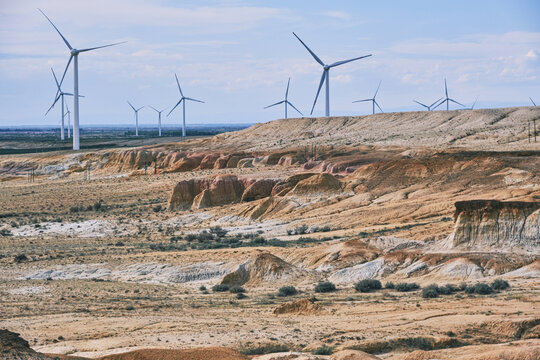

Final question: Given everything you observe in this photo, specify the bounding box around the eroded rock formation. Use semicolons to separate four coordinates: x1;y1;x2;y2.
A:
446;200;540;250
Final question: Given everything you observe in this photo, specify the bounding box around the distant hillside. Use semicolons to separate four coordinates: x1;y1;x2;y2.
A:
212;107;540;151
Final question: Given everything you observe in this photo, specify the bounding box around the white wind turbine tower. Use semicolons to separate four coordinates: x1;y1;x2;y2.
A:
45;67;76;140
39;9;125;150
127;101;144;136
264;77;303;118
149;106;167;136
167;74;204;138
293;32;371;116
353;81;384;114
65;102;71;138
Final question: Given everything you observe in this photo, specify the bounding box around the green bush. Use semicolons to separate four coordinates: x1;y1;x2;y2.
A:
422;285;440;298
239;343;289;355
277;286;298;297
385;282;395;289
491;279;509;290
465;282;493;295
315;281;336;293
236;293;248;300
229;286;246;294
312;345;335;355
14;254;28;263
355;279;382;293
212;284;230;292
209;226;228;238
395;283;420;292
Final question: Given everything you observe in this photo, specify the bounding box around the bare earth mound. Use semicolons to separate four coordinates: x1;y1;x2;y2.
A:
273;298;325;315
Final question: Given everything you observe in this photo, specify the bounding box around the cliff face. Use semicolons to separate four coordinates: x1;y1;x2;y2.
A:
447;200;540;250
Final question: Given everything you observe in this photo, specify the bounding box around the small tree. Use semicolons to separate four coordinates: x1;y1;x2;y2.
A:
315;281;336;293
355;279;382;293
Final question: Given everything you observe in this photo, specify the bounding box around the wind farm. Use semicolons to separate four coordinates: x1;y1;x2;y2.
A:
0;2;539;360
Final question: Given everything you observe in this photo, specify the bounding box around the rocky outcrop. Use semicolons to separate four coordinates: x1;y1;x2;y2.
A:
0;329;51;360
446;200;540;250
290;173;342;195
273;298;325;315
168;175;279;210
221;253;314;287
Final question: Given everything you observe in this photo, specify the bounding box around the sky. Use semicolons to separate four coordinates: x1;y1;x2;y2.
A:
0;0;539;127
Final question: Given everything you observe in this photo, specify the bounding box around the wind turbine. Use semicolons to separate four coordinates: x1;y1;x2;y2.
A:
45;67;74;140
167;74;204;138
65;103;71;138
264;77;303;119
127;102;144;136
432;78;465;111
293;32;371;116
413;97;443;111
530;97;537;106
39;9;126;150
353;81;383;114
149;106;167;136
464;96;479;110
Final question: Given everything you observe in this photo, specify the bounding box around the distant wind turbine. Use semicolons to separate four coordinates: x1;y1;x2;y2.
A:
65;102;71;139
127;101;144;137
39;8;126;150
45;67;75;140
149;106;167;137
413;97;443;111
293;32;371;116
167;74;204;138
464;96;479;110
531;97;537;106
432;78;465;111
353;81;383;114
264;78;303;119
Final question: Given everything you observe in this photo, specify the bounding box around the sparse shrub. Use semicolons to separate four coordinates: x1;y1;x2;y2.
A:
236;293;248;300
472;283;493;295
295;225;308;234
209;226;228;238
395;282;420;292
152;205;162;212
315;281;336;293
199;285;207;291
422;285;440;298
465;282;493;295
385;282;395;289
277;286;298;297
185;234;197;242
93;201;102;211
238;343;289;355
125;305;135;311
0;229;12;236
355;279;382;293
491;279;509;291
14;254;28;263
229;286;246;294
459;282;468;291
312;345;335;355
212;284;230;292
69;206;79;213
115;241;125;246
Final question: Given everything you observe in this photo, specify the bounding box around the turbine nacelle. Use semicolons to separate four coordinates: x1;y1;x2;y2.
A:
70;49;79;56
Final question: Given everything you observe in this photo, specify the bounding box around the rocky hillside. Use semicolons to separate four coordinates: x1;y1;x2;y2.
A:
445;200;539;251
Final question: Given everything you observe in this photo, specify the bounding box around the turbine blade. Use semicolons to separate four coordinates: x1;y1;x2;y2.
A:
38;9;72;50
429;97;443;108
352;99;371;103
160;107;168;112
136;106;144;111
286;101;303;116
471;96;479;109
264;100;285;109
413;100;428;108
51;68;60;89
530;97;536;106
56;55;73;98
285;77;290;100
45;94;61;116
63;92;74;96
78;41;126;53
174;73;184;97
167;99;183;116
310;70;326;115
432;99;445;110
375;100;383;113
448;98;466;107
127;101;136;111
292;32;324;66
444;78;448;98
329;54;372;68
374;80;382;98
184;97;204;103
149;106;159;112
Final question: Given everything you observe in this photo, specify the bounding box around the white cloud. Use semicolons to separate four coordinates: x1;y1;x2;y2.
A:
321;10;351;20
